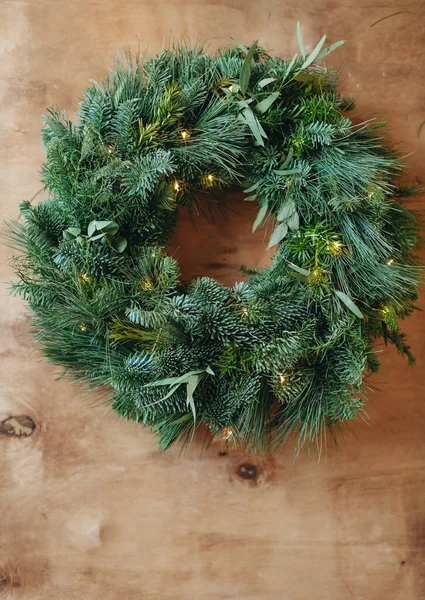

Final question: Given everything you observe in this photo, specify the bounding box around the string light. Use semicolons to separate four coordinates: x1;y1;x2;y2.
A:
141;278;154;291
79;322;88;332
106;145;114;154
220;426;234;440
180;130;190;141
81;272;90;282
228;85;233;93
207;174;214;182
310;268;324;282
173;180;181;192
328;240;343;256
381;306;390;315
278;373;287;384
241;307;248;318
387;258;394;265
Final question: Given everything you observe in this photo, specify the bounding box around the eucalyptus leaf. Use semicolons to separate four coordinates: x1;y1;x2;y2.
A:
232;39;249;55
87;221;97;237
63;227;81;240
288;262;311;276
186;374;201;424
187;374;200;402
258;77;276;88
237;99;252;109
294;73;316;83
159;384;181;402
277;201;296;222
170;413;193;425
267;222;288;248
239;41;257;94
145;369;205;388
301;35;326;71
316;40;345;61
95;220;115;230
112;236;127;253
252;203;268;232
283;54;297;82
145;377;180;388
239;60;251;95
280;148;294;168
274;168;302;176
290;271;309;282
255;91;280;115
244;181;259;193
89;232;105;241
242;107;265;146
287;211;300;231
296;22;305;58
101;222;119;235
334;290;364;319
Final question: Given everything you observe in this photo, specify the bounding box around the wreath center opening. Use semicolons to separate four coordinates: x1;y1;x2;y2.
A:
168;189;272;286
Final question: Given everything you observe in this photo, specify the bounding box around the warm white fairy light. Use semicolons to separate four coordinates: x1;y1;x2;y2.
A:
79;322;88;332
181;130;190;140
387;258;394;265
81;272;90;282
221;426;234;440
141;278;154;291
173;180;181;191
328;240;343;256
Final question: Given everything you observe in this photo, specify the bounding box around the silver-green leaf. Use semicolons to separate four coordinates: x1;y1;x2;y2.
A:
277;201;296;222
239;41;257;94
255;91;279;115
335;290;364;319
267;223;288;248
288;262;311;276
252;203;268;232
296;22;305;58
287;211;300;231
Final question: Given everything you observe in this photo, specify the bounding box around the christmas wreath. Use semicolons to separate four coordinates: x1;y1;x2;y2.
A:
7;26;422;455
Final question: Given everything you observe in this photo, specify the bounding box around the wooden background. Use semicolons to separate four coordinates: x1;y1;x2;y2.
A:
1;1;425;598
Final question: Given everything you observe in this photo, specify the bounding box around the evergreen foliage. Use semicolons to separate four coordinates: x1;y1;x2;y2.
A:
6;26;422;456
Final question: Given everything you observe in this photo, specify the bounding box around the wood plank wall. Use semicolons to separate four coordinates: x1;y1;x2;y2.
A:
1;2;424;598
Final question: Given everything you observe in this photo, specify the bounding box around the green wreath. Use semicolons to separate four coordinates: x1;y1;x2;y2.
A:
7;26;422;455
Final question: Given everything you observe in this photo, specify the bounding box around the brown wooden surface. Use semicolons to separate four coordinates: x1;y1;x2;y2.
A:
1;2;425;598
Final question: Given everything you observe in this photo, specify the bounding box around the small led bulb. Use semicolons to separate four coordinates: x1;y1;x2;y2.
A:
221;426;234;440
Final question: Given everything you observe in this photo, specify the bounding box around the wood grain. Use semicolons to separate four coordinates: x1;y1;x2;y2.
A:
1;1;424;598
